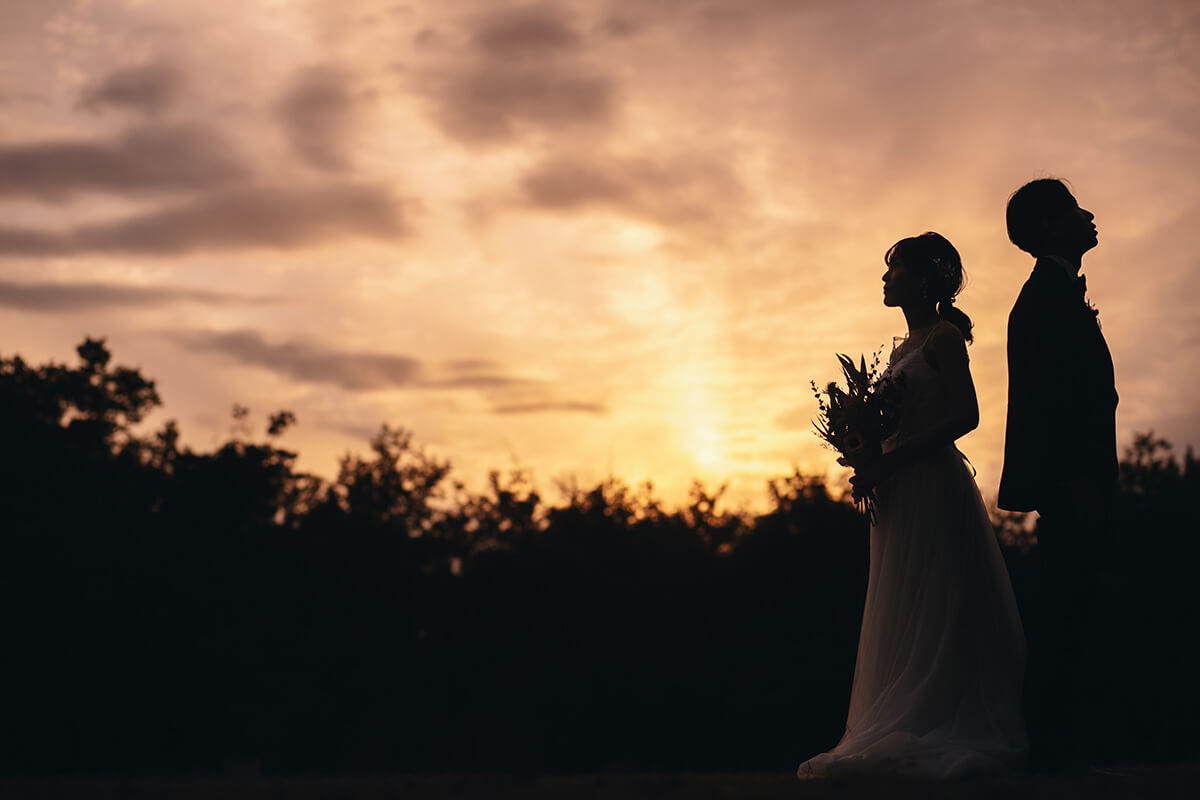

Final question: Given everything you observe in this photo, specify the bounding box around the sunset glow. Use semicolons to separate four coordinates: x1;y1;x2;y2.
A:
2;0;1198;510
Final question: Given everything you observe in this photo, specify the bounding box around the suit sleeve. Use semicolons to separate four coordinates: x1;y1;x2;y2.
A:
998;295;1069;511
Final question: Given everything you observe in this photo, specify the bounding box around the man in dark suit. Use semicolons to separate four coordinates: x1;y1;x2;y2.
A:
999;178;1118;771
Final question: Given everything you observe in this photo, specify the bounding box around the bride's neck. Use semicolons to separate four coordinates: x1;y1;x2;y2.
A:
901;304;939;334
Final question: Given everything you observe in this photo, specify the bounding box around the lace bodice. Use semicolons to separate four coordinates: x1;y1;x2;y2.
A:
882;324;956;454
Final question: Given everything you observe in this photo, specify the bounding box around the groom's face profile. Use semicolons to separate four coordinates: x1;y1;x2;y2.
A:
1047;195;1098;258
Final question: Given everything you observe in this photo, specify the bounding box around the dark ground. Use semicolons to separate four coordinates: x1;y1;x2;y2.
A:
4;766;1200;800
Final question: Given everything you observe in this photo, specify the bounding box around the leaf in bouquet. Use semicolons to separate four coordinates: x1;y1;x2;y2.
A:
813;418;842;449
827;385;847;411
836;353;856;386
843;353;869;394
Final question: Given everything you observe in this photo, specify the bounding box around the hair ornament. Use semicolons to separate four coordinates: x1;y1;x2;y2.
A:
930;255;956;283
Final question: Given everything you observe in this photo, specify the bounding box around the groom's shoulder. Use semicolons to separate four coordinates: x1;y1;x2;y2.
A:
1007;267;1054;334
1009;270;1043;314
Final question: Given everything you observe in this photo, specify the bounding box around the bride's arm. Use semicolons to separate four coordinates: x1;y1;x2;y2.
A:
853;325;978;490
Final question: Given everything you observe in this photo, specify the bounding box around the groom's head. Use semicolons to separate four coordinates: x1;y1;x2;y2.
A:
1006;178;1098;259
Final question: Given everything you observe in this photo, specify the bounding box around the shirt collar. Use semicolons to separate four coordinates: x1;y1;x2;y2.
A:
1041;254;1084;283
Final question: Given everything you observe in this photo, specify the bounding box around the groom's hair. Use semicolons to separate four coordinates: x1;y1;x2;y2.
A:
1006;178;1075;257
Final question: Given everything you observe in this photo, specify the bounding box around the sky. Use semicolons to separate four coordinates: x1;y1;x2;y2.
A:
1;0;1198;512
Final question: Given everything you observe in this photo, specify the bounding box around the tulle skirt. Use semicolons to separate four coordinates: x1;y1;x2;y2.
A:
798;446;1028;779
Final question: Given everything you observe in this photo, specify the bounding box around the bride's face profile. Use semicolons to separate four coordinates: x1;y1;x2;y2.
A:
881;256;920;308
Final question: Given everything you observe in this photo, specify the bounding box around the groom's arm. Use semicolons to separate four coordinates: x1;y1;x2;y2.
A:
999;294;1063;511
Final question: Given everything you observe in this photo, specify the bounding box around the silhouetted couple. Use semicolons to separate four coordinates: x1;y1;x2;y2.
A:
797;179;1117;779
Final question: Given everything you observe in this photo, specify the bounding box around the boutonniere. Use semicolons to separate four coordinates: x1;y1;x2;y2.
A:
1073;272;1100;321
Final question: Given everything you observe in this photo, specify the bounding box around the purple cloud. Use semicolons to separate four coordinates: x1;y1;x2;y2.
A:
77;61;185;116
170;329;424;391
0;124;247;200
0;279;259;311
0;184;407;256
417;5;616;146
277;65;361;171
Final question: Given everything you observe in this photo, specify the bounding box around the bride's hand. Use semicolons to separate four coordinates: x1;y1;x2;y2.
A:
850;452;897;495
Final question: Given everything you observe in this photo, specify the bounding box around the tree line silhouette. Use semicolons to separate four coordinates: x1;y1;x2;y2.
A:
1;339;1197;775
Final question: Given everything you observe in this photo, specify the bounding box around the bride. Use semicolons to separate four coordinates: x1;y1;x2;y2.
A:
797;232;1027;779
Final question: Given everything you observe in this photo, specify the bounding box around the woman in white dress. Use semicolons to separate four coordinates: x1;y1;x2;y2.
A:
798;232;1027;779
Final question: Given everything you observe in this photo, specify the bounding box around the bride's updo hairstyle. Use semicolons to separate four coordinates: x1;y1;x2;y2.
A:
885;232;974;344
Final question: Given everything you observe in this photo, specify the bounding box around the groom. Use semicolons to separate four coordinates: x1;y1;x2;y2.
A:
999;178;1118;770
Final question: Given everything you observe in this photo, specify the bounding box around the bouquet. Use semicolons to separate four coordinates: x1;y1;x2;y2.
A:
811;351;905;522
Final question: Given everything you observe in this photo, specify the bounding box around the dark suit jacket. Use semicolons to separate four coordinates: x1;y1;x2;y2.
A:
998;258;1118;512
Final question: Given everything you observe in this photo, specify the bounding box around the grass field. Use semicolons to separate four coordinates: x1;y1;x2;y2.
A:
4;766;1200;800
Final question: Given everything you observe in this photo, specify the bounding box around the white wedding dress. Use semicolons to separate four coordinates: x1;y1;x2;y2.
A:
798;324;1028;779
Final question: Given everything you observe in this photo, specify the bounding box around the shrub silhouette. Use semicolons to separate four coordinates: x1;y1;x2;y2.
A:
0;340;1195;774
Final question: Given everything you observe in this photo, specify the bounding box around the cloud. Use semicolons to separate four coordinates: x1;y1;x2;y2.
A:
437;69;613;144
170;329;606;414
276;65;361;171
77;60;184;116
172;329;521;393
427;374;531;389
418;5;616;145
518;151;745;232
0;89;45;106
0;183;407;256
444;357;501;371
0;124;247;200
171;329;424;391
414;27;442;49
0;0;76;40
598;17;640;39
0;279;259;311
472;5;583;56
492;401;608;415
599;0;820;40
521;157;629;208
